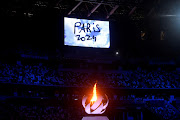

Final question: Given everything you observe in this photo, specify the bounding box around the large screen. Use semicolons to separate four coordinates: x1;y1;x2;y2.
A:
64;17;110;48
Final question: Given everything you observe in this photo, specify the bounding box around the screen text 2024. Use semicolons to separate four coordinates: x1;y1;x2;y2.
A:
74;22;100;42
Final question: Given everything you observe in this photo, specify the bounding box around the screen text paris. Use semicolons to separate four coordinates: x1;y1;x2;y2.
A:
74;22;100;42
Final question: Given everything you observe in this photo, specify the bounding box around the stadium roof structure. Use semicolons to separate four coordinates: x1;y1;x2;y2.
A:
0;0;161;29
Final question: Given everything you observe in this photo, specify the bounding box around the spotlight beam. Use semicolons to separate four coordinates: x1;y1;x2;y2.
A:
106;5;119;19
147;7;154;16
87;3;101;17
128;6;137;16
147;0;161;17
56;0;63;7
68;1;83;15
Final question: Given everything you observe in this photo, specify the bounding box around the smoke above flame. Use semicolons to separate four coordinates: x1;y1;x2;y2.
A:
90;83;97;103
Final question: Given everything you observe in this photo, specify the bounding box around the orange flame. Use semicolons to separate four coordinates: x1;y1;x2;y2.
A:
90;83;97;104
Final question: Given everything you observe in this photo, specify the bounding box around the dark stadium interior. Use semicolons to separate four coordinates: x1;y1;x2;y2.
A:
0;0;180;120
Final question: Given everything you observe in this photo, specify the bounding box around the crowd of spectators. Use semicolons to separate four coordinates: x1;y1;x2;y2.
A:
149;103;178;120
1;60;180;119
9;104;72;120
0;61;180;88
61;71;91;86
0;61;63;85
3;94;179;120
103;69;180;88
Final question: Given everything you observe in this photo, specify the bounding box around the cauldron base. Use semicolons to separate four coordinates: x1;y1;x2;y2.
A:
82;116;109;120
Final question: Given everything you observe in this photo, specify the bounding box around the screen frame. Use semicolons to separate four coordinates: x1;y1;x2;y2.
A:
64;17;110;48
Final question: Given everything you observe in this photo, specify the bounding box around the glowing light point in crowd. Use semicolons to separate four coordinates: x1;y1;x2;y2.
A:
82;83;109;114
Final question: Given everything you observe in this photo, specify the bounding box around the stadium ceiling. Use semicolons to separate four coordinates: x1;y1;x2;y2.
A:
0;0;161;28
